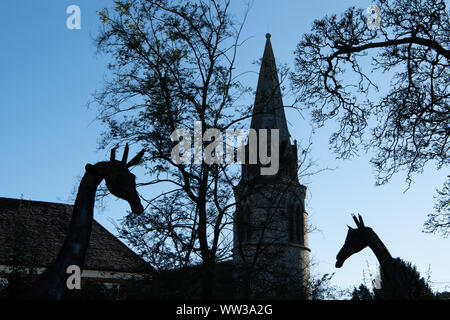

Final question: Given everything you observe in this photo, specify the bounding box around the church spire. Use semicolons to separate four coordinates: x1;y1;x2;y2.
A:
233;35;310;299
250;33;290;143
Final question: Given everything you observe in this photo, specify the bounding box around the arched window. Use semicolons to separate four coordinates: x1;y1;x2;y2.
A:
289;201;304;245
288;203;295;241
237;205;245;241
237;204;252;241
296;208;304;245
244;205;252;241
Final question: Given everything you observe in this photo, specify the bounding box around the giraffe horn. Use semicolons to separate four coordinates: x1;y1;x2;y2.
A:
351;214;360;228
358;214;365;227
110;146;117;162
122;143;129;164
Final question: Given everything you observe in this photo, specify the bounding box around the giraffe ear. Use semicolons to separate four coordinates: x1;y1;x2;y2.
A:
85;164;100;176
127;149;145;168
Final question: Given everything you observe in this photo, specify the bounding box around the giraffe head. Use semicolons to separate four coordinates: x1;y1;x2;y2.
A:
86;144;145;215
335;214;372;268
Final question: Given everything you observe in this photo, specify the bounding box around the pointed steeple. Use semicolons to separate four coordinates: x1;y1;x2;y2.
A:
233;37;309;301
250;33;290;143
236;34;300;188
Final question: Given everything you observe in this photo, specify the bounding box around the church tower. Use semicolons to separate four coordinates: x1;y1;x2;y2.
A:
233;34;310;299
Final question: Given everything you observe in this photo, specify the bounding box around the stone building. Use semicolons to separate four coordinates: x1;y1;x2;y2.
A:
0;34;311;300
232;34;310;299
0;197;152;299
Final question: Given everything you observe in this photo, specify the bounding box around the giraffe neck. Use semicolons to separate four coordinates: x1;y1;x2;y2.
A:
367;229;410;298
367;230;393;270
25;169;103;299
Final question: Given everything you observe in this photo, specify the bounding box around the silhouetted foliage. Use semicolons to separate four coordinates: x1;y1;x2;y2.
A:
352;258;436;300
291;0;449;234
375;258;435;300
424;176;450;237
0;272;32;300
309;273;346;300
436;291;450;299
351;284;374;300
65;282;120;300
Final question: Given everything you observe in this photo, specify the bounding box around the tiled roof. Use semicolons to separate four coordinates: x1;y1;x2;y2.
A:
0;197;152;274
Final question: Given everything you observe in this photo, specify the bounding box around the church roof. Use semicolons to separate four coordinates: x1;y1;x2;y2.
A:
0;197;152;274
250;33;290;142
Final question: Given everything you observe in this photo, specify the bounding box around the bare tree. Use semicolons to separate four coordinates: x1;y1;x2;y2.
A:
93;0;253;299
291;0;449;234
424;176;450;237
93;0;337;299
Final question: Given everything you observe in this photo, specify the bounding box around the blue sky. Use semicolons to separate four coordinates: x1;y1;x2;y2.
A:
0;0;448;294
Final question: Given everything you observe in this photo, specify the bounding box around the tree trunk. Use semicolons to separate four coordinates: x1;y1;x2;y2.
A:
201;256;216;299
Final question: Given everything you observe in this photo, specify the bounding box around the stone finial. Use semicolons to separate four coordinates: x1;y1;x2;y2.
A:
266;33;271;39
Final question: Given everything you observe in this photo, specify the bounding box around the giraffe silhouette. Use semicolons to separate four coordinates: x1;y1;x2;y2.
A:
336;214;434;299
25;144;145;299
